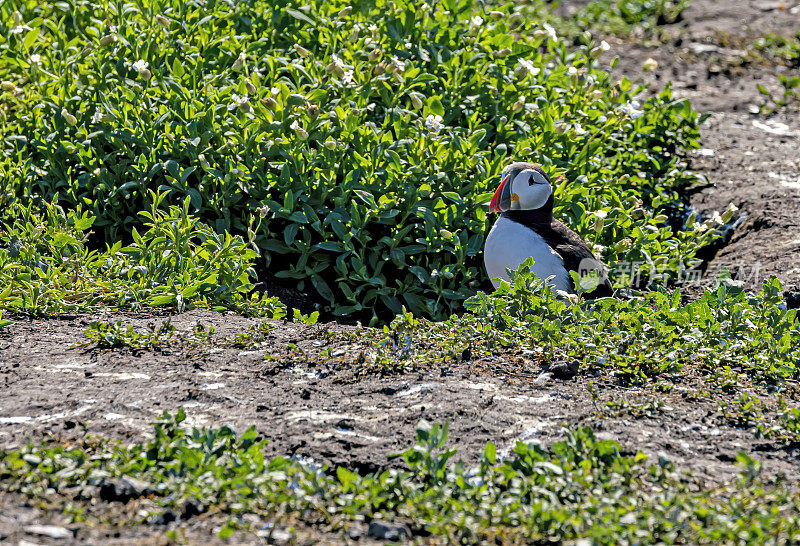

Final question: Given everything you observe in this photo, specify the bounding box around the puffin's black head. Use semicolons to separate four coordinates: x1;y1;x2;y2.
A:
488;162;553;214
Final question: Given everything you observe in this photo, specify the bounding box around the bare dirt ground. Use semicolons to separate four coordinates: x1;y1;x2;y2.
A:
2;1;800;544
608;0;800;294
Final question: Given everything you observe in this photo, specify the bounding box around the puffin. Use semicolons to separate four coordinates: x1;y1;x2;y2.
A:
483;162;613;298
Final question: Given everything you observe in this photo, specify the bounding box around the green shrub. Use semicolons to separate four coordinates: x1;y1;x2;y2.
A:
2;0;717;320
0;194;286;316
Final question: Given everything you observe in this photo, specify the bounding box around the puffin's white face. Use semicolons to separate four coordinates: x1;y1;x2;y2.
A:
489;167;553;213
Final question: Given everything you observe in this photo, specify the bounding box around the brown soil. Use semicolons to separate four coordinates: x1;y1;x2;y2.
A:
608;0;800;294
2;1;800;544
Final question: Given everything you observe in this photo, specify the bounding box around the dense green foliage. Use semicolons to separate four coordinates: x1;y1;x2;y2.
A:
1;0;716;319
2;411;799;543
366;262;800;382
0;196;286;316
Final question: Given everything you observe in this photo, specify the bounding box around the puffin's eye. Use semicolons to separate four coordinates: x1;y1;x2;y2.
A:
527;171;549;185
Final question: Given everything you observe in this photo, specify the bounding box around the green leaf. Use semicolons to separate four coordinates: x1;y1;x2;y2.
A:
171;57;184;79
284;7;316;26
427;96;445;116
484;441;496;464
23;28;40;50
217;523;235;539
311;274;335;302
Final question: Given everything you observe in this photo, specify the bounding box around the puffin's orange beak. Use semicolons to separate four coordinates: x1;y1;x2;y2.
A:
489;174;511;213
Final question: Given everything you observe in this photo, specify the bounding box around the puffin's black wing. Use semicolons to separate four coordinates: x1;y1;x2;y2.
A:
543;220;613;299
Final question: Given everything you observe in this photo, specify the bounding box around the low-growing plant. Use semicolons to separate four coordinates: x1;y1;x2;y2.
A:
719;392;767;429
293;308;320;325
190;322;215;345
751;32;800;111
0;197;287;316
2;0;718;320
3;411;800;543
517;0;690;39
82;318;175;350
228;322;276;348
360;262;799;382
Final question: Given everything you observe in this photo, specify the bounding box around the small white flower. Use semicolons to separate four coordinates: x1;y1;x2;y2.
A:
342;69;354;85
132;59;148;72
229;93;251;113
91;109;110;123
568;66;578;76
573;123;587;135
618;101;644;119
326;54;347;77
294;44;310;58
389;57;405;74
594;210;608;219
515;59;541;79
61;108;78;127
30;54;41;64
643;58;658;72
409;92;424;110
470;15;483;27
9;25;31;35
543;22;558;42
425;114;444;133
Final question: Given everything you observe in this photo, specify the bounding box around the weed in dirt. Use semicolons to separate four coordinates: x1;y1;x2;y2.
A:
716;392;800;446
82;319;175;350
227;322;276;349
765;402;800;444
752;31;800;111
2;411;800;543
595;394;666;419
292;309;320;325
719;392;768;429
190;322;215;345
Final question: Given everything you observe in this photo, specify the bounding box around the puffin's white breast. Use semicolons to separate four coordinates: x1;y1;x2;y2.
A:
483;216;572;292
